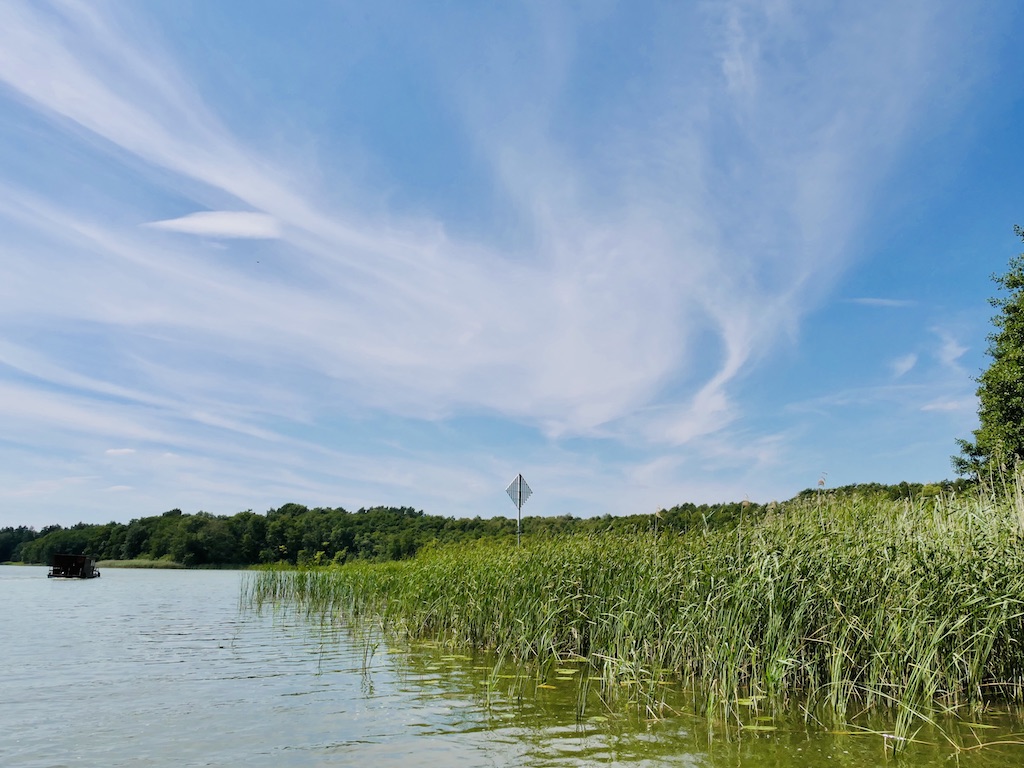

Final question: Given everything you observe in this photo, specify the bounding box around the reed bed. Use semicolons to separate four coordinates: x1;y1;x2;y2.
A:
247;483;1024;735
96;558;186;569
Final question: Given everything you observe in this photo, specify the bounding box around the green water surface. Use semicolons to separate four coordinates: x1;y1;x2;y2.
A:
365;636;1024;767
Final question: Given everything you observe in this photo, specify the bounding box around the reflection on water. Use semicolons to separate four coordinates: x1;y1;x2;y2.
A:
362;635;1024;768
2;566;1022;767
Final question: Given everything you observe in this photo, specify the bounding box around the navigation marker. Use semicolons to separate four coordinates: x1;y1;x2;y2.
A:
506;474;532;547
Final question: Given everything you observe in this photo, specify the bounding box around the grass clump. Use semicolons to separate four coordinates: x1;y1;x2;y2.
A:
247;480;1024;740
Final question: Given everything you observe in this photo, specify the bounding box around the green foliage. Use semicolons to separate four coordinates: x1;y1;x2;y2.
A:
9;479;972;567
249;481;1024;738
14;504;518;566
955;225;1024;476
0;525;38;562
796;478;975;501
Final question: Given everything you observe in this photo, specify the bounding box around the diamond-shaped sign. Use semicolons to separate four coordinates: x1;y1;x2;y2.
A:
506;474;532;509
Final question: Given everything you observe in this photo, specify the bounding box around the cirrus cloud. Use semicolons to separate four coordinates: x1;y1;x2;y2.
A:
145;211;281;239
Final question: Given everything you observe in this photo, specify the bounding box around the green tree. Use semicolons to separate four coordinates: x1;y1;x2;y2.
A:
0;526;37;562
955;226;1024;477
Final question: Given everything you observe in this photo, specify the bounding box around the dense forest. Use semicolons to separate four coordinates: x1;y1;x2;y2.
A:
0;478;972;567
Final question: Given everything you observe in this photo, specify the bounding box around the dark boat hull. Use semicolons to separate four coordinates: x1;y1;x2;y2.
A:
48;553;101;579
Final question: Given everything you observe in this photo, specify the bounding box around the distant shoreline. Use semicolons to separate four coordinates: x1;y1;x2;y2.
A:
94;559;255;570
96;558;186;569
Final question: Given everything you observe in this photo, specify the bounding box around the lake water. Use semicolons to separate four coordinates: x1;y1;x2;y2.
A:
2;565;1023;767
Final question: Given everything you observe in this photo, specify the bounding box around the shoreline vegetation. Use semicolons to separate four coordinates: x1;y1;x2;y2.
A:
95;559;187;569
248;475;1024;750
0;479;973;568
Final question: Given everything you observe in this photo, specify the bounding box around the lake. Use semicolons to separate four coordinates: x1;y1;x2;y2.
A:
2;565;1022;767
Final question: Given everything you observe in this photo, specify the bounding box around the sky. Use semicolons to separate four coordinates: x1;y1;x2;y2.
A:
1;1;1023;529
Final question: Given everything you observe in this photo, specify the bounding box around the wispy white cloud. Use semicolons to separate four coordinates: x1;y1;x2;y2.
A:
891;353;918;378
921;398;975;413
719;2;760;98
0;1;970;434
5;475;98;499
0;0;1003;524
848;297;917;308
934;328;969;371
146;211;281;239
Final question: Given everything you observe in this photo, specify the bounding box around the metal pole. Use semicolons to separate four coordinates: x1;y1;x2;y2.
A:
517;474;522;547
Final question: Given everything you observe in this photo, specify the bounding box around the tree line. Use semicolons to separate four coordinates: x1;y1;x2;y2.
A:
1;480;974;567
3;504;510;567
1;501;745;566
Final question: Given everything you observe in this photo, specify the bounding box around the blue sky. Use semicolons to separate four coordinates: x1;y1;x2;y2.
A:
2;1;1023;529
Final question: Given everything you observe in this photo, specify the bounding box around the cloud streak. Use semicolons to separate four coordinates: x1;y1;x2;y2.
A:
849;298;917;308
0;0;1004;525
891;354;918;378
146;211;281;239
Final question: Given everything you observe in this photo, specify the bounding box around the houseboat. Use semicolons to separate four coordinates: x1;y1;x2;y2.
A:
48;553;101;579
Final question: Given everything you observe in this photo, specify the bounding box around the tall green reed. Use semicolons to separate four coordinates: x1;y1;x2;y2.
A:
247;481;1024;743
